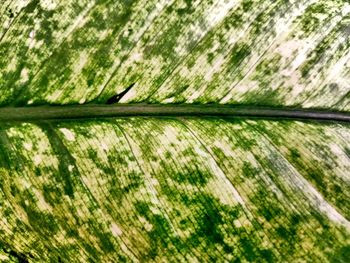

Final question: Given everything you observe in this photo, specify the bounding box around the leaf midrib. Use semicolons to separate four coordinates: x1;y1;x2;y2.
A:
0;104;349;122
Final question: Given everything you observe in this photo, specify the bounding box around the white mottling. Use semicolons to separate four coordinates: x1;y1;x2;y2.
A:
187;89;202;103
213;140;234;157
29;30;35;39
7;57;17;72
28;39;36;49
59;128;76;141
290;39;314;70
330;143;344;156
162;97;175;103
46;89;63;102
33;155;42;165
20;68;29;83
244;121;256;127
162;126;178;142
326;47;350;81
285;71;304;97
130;52;143;62
219;81;250;103
23;142;33;151
194;146;208;158
237;80;259;94
110;223;123;237
98;29;112;42
73;51;89;73
20;178;31;189
342;3;350;15
16;0;31;9
150;178;159;186
328;143;350;183
0;255;9;260
139;216;153;231
203;55;225;81
101;142;109;152
55;231;74;244
311;188;350;229
276;40;303;59
205;1;238;29
120;243;138;262
33;188;52;211
233;219;242;228
68;165;74;172
2;20;10;30
41;0;57;10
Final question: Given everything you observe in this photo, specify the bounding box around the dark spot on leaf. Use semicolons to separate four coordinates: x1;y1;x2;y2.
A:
8;250;29;263
8;9;14;18
229;43;251;68
25;0;40;14
172;169;212;185
330;245;350;263
240;237;257;261
107;83;135;104
290;148;301;160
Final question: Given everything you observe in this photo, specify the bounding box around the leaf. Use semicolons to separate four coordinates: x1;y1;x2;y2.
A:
0;119;349;261
0;0;349;108
0;0;350;262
